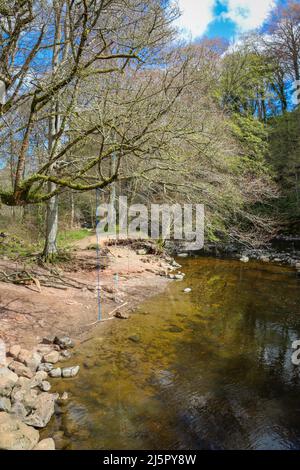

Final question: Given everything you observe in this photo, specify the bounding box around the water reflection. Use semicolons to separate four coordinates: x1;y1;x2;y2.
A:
44;258;300;450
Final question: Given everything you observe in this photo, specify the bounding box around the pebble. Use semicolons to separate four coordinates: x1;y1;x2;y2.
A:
183;288;192;293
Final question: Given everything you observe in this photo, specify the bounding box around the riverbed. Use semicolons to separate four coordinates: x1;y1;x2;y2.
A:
45;257;300;450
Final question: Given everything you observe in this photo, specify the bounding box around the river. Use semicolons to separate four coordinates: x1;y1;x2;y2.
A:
44;257;300;450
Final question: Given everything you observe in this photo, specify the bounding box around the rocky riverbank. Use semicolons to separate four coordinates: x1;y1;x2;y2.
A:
0;335;80;450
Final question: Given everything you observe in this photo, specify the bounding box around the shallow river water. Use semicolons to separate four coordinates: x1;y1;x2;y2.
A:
45;257;300;450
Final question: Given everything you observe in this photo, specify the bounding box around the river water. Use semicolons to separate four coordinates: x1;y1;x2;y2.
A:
45;257;300;450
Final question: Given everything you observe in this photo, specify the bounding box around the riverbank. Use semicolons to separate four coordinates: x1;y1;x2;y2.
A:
0;240;178;348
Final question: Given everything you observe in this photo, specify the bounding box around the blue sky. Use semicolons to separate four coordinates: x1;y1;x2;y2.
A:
175;0;288;41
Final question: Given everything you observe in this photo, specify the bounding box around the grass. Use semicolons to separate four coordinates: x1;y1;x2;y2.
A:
57;228;91;247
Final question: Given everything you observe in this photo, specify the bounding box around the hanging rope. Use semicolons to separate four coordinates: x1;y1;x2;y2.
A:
95;188;102;321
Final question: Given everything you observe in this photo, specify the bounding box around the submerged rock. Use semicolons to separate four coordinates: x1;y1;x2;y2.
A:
183;288;192;293
115;311;130;320
49;368;62;378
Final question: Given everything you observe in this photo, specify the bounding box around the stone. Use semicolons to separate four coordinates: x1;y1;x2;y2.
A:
178;253;188;258
114;311;130;320
62;366;80;378
0;367;18;396
260;256;270;263
8;361;34;379
60;350;72;361
38;362;54;373
0;396;11;412
54;336;74;350
0;412;39;450
183;288;192;293
23;392;57;428
40;381;51;392
18;349;42;371
49;368;62;378
240;256;249;263
175;274;184;280
128;335;140;343
33;438;55;450
43;350;60;364
10;401;27;420
30;370;48;388
61;392;68;401
137;249;147;255
8;345;21;359
11;387;39;411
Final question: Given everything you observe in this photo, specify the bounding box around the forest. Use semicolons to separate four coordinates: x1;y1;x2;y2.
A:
0;0;299;260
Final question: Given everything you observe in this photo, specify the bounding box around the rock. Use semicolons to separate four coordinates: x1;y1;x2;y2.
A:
23;393;57;428
11;386;39;411
260;256;270;263
0;367;18;396
61;392;68;401
0;412;39;450
114;311;130;320
33;438;55;450
128;335;140;343
10;401;27;420
43;350;60;364
62;366;80;378
137;249;147;255
8;361;34;379
40;381;51;392
175;274;184;280
54;336;74;350
30;370;48;388
168;274;175;279
8;345;21;359
183;288;192;293
38;363;54;373
49;368;62;378
240;256;249;263
60;350;72;361
0;396;11;412
178;253;188;258
18;349;42;372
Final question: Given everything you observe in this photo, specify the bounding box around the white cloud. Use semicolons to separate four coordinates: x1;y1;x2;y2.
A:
175;0;216;39
174;0;276;40
223;0;275;32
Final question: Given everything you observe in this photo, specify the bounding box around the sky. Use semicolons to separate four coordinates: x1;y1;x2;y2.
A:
175;0;287;41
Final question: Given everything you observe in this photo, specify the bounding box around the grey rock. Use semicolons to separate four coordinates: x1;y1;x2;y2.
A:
23;392;57;428
38;363;54;373
49;368;62;378
114;311;130;320
0;412;39;450
62;366;80;378
40;381;51;392
0;396;11;412
60;350;72;361
54;336;74;350
0;367;18;397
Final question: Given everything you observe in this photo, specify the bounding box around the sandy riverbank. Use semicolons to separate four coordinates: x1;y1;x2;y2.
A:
0;240;175;349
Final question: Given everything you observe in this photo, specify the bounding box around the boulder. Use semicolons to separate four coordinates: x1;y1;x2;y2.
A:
54;336;74;350
23;392;57;428
62;366;80;378
43;350;60;364
0;396;11;412
0;367;18;396
8;361;34;379
0;412;39;450
33;438;55;450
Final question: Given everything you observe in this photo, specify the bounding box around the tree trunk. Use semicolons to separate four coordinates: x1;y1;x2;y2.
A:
43;182;58;261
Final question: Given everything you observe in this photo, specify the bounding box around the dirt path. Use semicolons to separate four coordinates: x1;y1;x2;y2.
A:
0;241;173;349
